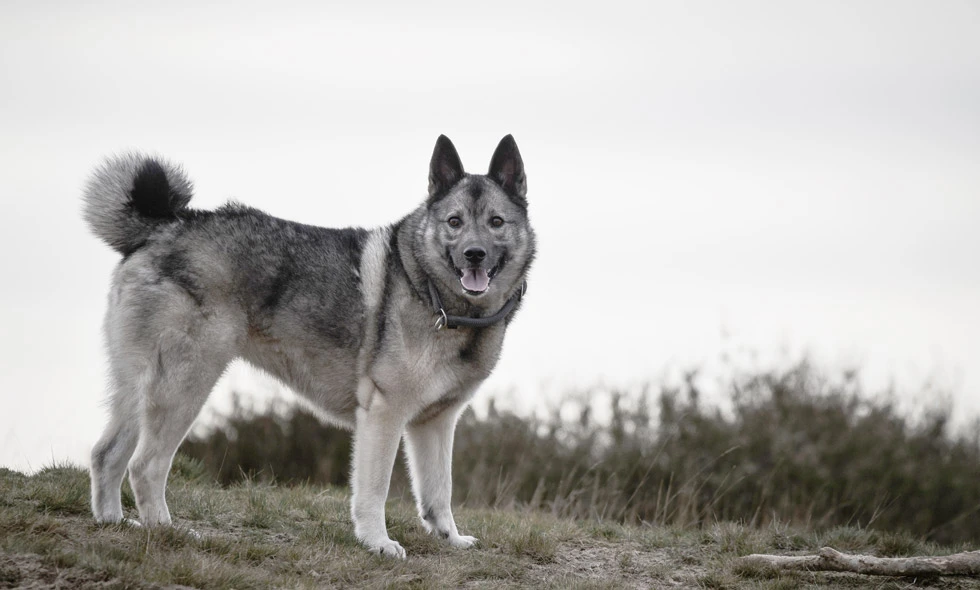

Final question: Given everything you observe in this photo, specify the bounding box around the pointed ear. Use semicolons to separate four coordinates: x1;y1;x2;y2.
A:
428;135;464;200
488;134;526;202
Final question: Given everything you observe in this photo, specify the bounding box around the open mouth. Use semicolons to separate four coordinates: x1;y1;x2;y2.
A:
457;264;499;295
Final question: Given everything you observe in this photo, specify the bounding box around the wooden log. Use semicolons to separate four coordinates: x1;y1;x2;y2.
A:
738;547;980;577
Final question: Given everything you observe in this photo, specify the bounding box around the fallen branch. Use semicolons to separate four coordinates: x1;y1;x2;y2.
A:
739;547;980;577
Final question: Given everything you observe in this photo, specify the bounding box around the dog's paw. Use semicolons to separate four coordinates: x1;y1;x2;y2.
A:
367;538;406;559
448;534;478;549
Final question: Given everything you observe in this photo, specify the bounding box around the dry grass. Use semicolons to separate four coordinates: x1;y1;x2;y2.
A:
183;362;980;546
3;459;980;589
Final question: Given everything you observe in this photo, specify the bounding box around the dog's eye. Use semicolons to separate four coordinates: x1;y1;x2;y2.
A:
448;216;462;228
490;216;504;228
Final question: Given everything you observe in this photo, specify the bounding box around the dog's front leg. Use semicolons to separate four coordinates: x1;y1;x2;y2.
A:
403;401;477;548
350;395;408;559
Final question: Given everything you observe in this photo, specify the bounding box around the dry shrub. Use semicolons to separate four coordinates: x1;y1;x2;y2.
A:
180;361;980;544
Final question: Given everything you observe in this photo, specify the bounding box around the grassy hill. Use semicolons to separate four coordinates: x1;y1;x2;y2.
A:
182;363;980;546
2;458;980;589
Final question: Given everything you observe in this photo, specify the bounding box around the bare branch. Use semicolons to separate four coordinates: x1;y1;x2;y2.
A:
739;547;980;577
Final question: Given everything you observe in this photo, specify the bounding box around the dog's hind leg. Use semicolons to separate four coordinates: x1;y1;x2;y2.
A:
90;371;140;523
403;398;476;548
127;328;232;527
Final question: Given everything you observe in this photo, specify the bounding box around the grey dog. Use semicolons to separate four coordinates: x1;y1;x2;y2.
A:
84;135;536;558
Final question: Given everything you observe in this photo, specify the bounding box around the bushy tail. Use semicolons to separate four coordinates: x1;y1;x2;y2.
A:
83;153;194;255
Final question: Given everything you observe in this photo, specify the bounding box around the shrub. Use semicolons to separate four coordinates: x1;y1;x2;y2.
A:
179;361;980;544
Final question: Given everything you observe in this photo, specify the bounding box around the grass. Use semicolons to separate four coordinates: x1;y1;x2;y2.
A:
3;458;980;588
182;361;980;546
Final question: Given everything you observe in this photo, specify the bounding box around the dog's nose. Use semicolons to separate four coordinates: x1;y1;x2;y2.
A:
463;247;487;263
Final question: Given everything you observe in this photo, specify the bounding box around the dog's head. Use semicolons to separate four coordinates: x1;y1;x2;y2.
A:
421;135;536;305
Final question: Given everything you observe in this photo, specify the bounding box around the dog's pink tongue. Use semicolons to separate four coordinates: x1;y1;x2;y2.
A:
461;268;490;292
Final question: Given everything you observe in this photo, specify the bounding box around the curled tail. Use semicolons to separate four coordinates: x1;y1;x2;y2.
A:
83;153;194;255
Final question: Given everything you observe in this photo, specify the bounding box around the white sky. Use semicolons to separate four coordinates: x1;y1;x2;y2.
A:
1;0;978;472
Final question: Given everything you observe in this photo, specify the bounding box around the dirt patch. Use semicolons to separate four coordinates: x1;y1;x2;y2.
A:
0;551;192;590
522;540;706;589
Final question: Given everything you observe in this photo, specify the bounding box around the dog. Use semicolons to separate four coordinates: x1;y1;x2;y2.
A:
84;135;535;558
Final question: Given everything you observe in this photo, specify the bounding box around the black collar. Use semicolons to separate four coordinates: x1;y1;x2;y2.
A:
427;280;527;330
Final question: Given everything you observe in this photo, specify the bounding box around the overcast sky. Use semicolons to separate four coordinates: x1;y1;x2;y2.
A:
2;0;978;472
